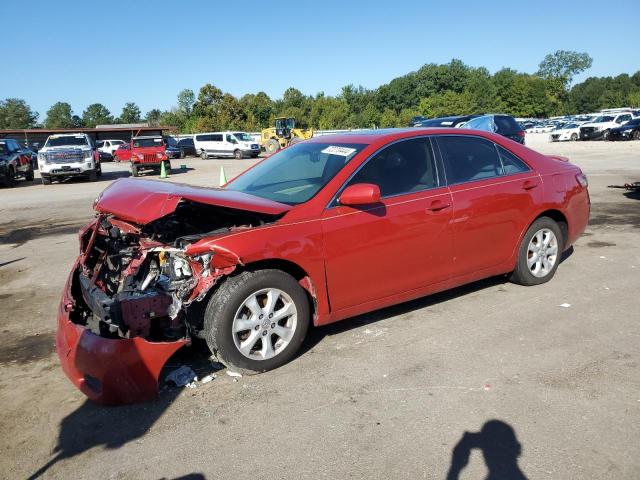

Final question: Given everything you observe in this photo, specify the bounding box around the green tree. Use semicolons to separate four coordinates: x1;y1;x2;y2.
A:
0;98;38;128
145;109;163;126
537;50;593;86
44;102;75;128
177;89;195;115
118;102;142;123
82;103;113;128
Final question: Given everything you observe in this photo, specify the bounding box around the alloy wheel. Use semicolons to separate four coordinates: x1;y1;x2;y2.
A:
232;288;298;360
527;228;558;278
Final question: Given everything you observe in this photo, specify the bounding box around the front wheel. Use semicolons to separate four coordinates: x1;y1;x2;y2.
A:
632;130;640;141
25;166;34;181
510;217;563;286
571;133;578;141
131;164;139;177
602;129;610;141
265;139;280;154
203;269;310;374
200;150;208;160
88;170;98;182
2;166;16;187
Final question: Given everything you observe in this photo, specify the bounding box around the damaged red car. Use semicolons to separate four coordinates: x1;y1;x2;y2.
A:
57;129;590;404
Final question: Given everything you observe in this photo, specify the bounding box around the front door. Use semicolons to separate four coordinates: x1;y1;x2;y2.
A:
322;137;454;312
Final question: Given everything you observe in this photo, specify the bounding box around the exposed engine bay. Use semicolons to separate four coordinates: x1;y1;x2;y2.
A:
68;201;283;343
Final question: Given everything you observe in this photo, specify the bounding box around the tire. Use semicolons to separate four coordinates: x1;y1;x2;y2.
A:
131;164;139;177
180;149;186;159
41;175;52;185
570;133;578;141
288;136;302;146
114;154;120;163
265;139;280;154
200;151;208;160
25;166;34;181
203;269;310;374
88;170;98;182
510;217;564;286
633;130;640;141
162;161;171;174
602;130;610;141
2;166;15;187
233;149;242;160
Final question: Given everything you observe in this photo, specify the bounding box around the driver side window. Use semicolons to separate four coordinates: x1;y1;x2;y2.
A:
347;137;438;198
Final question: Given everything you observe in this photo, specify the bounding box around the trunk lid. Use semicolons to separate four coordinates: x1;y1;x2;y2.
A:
94;177;292;225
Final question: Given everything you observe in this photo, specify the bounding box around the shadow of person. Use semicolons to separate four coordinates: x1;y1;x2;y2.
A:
446;420;528;480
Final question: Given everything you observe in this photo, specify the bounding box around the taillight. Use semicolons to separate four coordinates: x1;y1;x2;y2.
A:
576;172;588;188
516;130;525;138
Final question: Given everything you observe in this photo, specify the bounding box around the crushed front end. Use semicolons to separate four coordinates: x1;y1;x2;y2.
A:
56;179;289;404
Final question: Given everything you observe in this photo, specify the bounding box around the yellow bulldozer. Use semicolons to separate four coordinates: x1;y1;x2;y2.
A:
260;117;314;154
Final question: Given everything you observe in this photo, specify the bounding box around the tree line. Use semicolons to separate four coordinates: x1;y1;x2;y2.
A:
1;51;639;133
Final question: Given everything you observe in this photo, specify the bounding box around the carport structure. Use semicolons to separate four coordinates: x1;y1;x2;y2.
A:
0;123;177;151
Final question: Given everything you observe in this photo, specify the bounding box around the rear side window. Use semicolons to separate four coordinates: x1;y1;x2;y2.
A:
496;145;530;175
494;115;520;133
437;136;502;184
212;134;223;142
348;137;438;197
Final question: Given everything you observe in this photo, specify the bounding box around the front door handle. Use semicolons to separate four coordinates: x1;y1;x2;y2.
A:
522;179;539;190
426;199;451;212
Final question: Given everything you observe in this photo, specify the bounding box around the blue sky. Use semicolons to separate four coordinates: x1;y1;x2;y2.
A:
2;0;638;119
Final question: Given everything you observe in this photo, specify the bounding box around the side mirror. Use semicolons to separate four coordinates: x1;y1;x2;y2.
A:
339;183;381;206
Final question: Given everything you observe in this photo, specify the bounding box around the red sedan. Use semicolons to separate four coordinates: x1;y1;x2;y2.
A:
56;128;589;404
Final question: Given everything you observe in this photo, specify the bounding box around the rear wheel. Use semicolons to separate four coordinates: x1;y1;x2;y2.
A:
180;149;186;159
203;269;310;374
233;149;242;160
200;150;208;160
510;217;563;286
265;139;280;154
633;130;640;141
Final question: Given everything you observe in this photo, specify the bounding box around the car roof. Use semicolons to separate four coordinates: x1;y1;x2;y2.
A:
306;127;501;145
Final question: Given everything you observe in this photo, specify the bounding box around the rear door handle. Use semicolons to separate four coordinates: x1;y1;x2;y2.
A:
426;200;451;212
522;179;539;190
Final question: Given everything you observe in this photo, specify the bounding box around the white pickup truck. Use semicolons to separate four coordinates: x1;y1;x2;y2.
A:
37;133;102;184
579;112;635;140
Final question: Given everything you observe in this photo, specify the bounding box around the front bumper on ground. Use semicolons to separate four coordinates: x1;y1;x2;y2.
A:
56;268;187;405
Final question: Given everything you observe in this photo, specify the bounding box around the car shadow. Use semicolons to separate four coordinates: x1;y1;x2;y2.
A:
300;275;508;356
27;386;183;479
446;419;528;480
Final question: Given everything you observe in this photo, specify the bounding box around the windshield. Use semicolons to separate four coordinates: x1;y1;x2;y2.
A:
593;116;614;123
46;136;89;147
227;142;366;205
133;138;163;148
233;133;253;141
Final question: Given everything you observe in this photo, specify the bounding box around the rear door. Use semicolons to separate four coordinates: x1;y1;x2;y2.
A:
435;135;541;278
322;137;454;311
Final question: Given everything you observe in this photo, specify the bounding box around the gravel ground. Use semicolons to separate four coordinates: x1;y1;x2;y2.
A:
0;134;639;479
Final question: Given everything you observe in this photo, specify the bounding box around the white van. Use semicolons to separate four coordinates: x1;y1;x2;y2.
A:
193;132;260;159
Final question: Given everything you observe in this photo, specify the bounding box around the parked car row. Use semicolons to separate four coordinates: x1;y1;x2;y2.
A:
412;114;526;144
0;138;35;187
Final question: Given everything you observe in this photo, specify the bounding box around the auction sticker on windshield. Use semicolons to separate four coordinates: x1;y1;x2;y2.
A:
321;146;357;157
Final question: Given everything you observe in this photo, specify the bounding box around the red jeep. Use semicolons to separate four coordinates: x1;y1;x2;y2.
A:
130;136;170;177
113;143;132;162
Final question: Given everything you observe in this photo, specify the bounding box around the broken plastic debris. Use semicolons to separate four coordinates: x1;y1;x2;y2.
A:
166;366;197;387
226;370;242;378
201;374;216;384
559;303;571;308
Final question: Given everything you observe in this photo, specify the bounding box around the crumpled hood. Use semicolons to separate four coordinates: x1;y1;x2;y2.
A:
94;177;291;225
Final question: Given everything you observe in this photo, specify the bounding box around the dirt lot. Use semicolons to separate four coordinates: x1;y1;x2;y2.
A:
1;134;639;479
